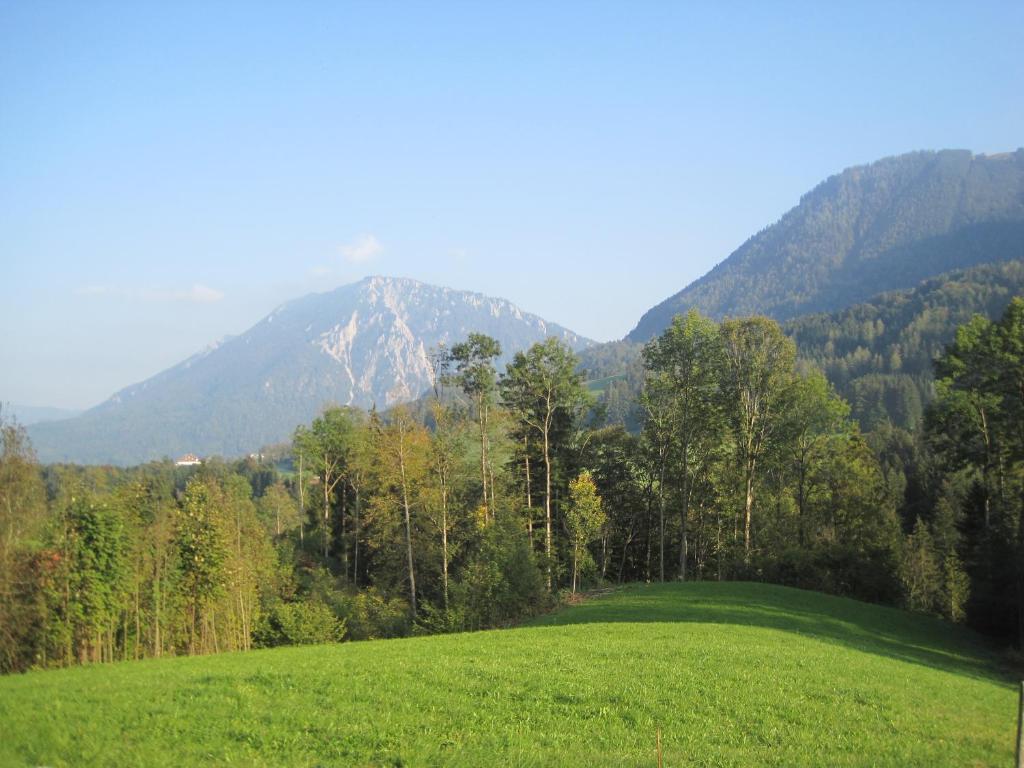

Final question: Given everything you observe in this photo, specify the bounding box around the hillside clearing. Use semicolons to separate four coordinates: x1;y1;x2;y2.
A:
0;582;1018;767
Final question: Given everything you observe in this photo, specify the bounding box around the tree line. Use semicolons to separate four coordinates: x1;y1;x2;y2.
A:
1;304;1021;673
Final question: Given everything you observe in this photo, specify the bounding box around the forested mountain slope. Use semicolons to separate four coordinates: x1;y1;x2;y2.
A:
588;261;1024;432
786;259;1024;430
28;277;592;465
629;149;1024;341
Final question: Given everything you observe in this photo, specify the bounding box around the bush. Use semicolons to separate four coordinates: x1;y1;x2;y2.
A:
254;600;345;647
336;588;412;641
453;513;549;631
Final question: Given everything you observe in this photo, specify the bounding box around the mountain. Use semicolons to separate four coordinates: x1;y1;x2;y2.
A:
628;149;1024;341
785;259;1024;431
29;276;594;465
581;260;1024;433
1;404;83;426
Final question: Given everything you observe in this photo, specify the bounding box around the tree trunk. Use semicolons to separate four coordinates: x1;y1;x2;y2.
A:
323;455;331;560
679;450;689;581
441;483;449;612
399;443;417;618
572;551;578;594
657;454;666;582
524;436;533;545
479;398;488;521
543;420;553;591
298;453;305;546
353;485;360;586
340;483;348;581
743;454;755;561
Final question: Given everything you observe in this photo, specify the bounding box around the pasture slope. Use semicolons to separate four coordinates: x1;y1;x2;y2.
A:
0;583;1018;767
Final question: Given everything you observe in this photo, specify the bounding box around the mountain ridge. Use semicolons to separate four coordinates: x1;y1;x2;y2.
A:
28;276;594;465
628;148;1024;340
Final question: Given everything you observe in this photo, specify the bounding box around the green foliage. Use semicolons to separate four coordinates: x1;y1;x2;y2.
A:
254;599;345;647
788;260;1024;430
900;518;941;613
565;471;606;592
337;587;412;641
926;296;1024;646
0;414;48;672
454;512;548;631
175;478;229;652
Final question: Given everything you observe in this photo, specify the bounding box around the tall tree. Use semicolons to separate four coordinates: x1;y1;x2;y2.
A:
642;310;724;580
719;317;797;562
565;471;606;594
448;334;502;519
501;338;589;590
372;406;430;618
425;399;466;612
638;373;673;582
175;478;228;655
928;298;1024;648
0;414;47;672
783;371;851;546
295;408;357;564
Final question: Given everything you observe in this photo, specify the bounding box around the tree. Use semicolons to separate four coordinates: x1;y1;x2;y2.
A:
928;299;1024;647
642;310;724;580
719;317;797;561
900;518;940;614
783;371;850;546
57;495;128;663
565;471;606;594
175;478;228;654
371;406;430;618
258;481;300;538
448;334;502;519
0;414;47;672
501;338;589;590
295;408;358;565
424;400;467;613
638;372;673;582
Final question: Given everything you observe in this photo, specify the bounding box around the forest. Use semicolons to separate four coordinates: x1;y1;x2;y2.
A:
1;303;1022;674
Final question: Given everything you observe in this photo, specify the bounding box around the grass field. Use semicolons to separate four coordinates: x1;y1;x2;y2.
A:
0;582;1019;766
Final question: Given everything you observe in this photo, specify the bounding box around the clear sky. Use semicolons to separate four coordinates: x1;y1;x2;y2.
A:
2;1;1022;409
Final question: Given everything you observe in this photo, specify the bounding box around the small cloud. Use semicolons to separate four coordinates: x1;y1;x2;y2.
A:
340;234;383;264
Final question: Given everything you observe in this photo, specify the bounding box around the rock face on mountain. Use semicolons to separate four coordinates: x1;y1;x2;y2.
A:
628;149;1024;341
30;277;593;465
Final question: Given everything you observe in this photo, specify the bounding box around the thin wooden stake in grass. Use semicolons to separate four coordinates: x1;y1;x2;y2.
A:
656;727;663;768
1016;680;1023;768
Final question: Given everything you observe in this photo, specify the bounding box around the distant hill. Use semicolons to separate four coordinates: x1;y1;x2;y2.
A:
29;276;593;465
786;259;1024;431
0;403;82;426
629;149;1024;341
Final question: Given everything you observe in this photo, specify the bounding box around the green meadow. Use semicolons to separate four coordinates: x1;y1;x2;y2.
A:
0;582;1018;767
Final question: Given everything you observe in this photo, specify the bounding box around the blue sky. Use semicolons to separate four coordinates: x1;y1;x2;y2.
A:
2;1;1022;409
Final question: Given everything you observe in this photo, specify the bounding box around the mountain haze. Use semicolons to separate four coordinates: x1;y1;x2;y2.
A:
28;277;593;465
629;149;1024;341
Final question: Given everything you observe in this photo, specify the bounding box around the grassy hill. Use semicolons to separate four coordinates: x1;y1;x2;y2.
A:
0;583;1018;766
